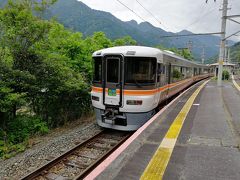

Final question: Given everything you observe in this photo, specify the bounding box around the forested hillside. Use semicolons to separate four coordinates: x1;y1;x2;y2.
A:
0;0;136;158
44;0;234;61
204;41;240;64
230;42;240;62
3;0;232;60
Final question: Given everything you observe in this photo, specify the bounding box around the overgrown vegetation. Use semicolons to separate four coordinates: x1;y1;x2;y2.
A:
230;42;240;63
0;0;137;158
222;70;230;80
205;42;240;64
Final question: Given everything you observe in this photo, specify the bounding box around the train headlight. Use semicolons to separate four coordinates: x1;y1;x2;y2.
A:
92;96;99;101
126;100;142;105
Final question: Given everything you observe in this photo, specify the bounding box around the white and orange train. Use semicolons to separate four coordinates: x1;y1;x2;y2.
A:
91;46;212;131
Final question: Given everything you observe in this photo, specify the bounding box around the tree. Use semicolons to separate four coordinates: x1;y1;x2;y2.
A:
179;49;194;61
0;0;90;130
0;47;25;122
113;36;137;46
0;0;140;158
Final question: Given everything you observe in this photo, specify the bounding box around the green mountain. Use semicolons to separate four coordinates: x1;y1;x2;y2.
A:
1;0;235;61
230;42;240;63
45;0;157;46
203;41;240;64
44;0;232;61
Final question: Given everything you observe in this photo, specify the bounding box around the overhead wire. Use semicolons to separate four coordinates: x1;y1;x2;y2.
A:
115;0;171;36
181;7;218;31
135;0;161;25
129;0;221;38
180;2;218;31
115;0;148;23
158;32;223;38
135;0;171;32
115;0;223;40
135;0;218;33
115;0;175;46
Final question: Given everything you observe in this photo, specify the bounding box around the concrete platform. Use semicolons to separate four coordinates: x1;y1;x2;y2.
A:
86;79;240;180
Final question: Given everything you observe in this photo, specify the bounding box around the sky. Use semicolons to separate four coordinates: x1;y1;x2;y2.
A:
78;0;240;42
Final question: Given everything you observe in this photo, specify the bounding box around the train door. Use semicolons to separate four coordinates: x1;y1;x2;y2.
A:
166;63;171;97
103;55;123;107
155;63;161;105
167;63;171;84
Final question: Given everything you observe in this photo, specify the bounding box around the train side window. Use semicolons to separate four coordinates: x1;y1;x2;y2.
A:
107;58;119;83
186;67;189;77
162;65;165;74
125;57;156;84
167;63;171;84
157;63;161;82
180;67;183;79
93;57;102;82
161;65;166;86
194;68;197;76
181;67;187;79
190;67;193;77
172;66;182;82
204;68;208;74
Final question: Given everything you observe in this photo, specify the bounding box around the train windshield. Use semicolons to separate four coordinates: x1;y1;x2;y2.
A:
125;57;156;84
93;57;102;82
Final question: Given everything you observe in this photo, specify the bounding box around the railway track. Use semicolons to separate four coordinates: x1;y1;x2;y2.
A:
21;130;132;180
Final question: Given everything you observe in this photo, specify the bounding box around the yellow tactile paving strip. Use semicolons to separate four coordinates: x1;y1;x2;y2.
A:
141;80;209;180
232;75;240;91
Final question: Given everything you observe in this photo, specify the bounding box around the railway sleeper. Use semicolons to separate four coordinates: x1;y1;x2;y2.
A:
45;172;66;180
64;160;90;169
65;162;81;169
78;154;97;160
95;139;118;146
88;143;110;150
104;135;125;141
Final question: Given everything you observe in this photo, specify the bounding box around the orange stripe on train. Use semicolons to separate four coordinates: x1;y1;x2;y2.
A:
91;78;193;96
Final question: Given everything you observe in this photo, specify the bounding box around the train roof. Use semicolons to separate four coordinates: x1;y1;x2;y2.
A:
93;46;163;59
162;50;205;67
92;46;207;68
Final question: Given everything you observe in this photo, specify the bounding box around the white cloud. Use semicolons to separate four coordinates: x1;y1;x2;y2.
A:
78;0;240;41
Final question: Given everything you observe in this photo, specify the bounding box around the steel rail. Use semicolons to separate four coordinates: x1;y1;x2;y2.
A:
75;132;132;179
21;130;132;180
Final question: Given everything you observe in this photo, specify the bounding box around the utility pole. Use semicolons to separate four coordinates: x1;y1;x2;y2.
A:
217;0;228;86
224;41;228;62
201;46;205;64
187;40;193;53
227;47;230;63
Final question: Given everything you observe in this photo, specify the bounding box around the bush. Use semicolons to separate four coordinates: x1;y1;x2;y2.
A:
7;116;49;144
0;115;49;158
0;142;27;159
222;70;230;80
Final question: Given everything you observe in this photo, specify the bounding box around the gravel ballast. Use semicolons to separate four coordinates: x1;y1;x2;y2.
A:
0;119;102;179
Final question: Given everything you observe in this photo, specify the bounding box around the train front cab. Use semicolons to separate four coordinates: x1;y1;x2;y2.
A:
91;54;158;131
